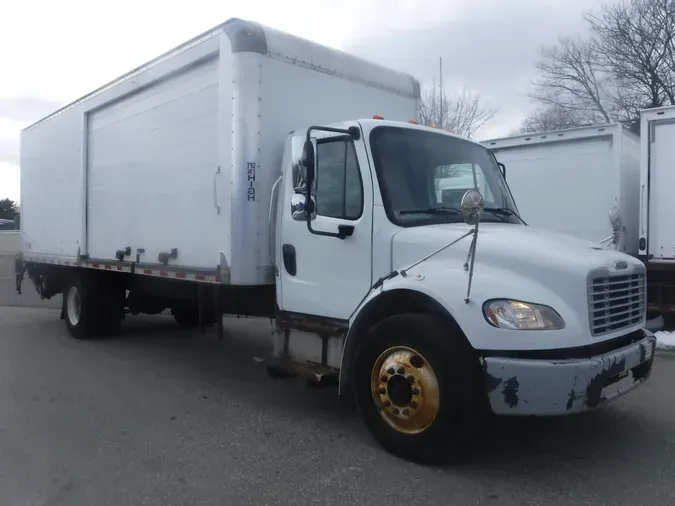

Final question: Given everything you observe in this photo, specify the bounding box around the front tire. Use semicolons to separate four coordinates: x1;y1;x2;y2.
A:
353;313;486;465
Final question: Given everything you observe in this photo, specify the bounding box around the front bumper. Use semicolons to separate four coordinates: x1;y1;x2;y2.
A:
483;329;656;416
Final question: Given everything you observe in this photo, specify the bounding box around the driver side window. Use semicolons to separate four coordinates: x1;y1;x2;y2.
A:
314;139;363;220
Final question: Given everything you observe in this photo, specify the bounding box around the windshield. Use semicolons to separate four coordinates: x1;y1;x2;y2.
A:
369;126;521;226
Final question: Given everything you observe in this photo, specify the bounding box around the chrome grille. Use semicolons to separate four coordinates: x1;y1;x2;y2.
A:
589;273;645;336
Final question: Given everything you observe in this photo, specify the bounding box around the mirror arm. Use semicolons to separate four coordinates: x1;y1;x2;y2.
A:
305;125;360;143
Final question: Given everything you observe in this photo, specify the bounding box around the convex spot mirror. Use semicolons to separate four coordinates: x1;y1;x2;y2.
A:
291;193;316;221
609;205;621;232
461;189;484;226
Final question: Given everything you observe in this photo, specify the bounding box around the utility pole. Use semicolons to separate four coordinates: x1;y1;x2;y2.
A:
439;57;444;129
431;77;436;126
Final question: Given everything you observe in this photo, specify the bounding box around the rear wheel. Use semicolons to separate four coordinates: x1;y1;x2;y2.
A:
353;313;486;464
64;272;124;339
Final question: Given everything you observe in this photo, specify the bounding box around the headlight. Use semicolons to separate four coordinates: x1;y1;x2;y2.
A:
483;299;565;330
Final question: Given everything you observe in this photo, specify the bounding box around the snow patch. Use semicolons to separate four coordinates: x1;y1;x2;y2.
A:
646;315;665;332
655;331;675;351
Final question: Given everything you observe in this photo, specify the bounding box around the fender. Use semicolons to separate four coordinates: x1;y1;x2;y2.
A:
338;287;462;395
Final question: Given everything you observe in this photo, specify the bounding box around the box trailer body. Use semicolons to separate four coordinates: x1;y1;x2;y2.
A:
638;105;675;314
481;124;641;255
17;19;655;465
20;19;419;285
639;105;675;261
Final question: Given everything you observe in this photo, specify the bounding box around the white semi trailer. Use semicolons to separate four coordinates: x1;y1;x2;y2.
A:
16;18;655;464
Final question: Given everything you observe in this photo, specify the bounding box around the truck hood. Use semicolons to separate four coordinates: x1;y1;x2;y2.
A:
388;222;646;350
391;223;642;282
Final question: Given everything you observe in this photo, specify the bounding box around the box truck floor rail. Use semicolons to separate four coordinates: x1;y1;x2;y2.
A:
17;18;655;465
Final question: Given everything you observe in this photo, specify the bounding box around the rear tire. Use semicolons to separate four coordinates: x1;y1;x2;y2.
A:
64;272;124;339
353;313;486;465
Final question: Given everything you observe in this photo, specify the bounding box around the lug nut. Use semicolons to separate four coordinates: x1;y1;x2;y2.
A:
387;367;395;375
384;400;391;407
379;388;386;395
392;408;399;415
410;401;418;409
380;376;388;382
402;409;410;416
397;367;405;374
412;388;419;395
407;375;415;384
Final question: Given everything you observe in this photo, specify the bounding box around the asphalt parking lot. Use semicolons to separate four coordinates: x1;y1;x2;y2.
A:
1;301;675;506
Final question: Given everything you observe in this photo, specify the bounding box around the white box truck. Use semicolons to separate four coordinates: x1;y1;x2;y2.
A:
639;105;675;316
481;124;641;254
16;18;655;464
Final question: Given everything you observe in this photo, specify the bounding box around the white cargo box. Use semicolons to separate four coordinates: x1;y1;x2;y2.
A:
639;105;675;262
20;18;420;285
481;124;640;255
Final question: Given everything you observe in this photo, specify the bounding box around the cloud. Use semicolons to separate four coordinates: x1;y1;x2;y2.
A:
0;162;19;202
344;0;602;137
0;0;606;201
0;137;18;166
0;97;63;123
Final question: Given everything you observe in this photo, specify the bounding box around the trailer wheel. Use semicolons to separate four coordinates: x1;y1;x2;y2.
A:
353;313;486;465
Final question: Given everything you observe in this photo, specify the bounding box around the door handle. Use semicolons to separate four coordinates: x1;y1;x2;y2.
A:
282;244;297;276
337;225;354;239
213;166;221;215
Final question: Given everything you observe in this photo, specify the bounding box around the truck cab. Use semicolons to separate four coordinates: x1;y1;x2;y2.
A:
273;117;656;463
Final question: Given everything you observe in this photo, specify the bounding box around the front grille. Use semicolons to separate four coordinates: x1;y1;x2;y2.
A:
589;273;645;336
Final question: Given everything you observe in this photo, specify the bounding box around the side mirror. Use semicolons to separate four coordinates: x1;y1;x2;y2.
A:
609;205;621;232
497;162;506;179
302;140;316;189
461;189;484;226
291;193;316;221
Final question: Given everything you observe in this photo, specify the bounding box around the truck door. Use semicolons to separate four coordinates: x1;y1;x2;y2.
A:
648;119;675;259
276;129;373;321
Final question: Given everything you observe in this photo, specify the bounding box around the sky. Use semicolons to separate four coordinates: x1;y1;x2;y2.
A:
0;0;604;202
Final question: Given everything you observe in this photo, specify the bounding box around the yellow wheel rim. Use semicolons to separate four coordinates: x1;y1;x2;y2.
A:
370;346;440;435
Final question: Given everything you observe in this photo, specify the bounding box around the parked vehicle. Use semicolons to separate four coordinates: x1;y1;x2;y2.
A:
481;124;640;253
639;105;675;318
482;115;675;321
0;218;17;231
16;17;655;464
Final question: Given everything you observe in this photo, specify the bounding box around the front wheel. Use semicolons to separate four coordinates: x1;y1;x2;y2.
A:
353;313;486;464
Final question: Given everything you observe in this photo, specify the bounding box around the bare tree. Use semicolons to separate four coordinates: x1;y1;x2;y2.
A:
587;0;675;107
523;0;675;134
518;105;593;134
530;36;614;124
419;87;497;139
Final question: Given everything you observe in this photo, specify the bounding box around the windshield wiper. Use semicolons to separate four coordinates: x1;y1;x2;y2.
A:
483;207;525;223
399;207;461;215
